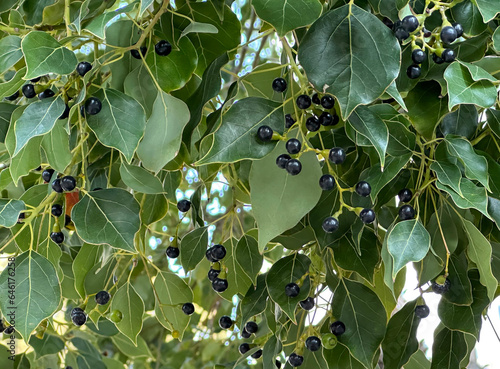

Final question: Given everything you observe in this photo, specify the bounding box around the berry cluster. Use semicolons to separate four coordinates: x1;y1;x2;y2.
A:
390;13;463;79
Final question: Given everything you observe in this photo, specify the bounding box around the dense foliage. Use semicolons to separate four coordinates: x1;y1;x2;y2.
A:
0;0;499;368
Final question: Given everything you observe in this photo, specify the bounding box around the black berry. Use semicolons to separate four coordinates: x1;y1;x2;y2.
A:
452;23;463;38
95;290;111;305
319;112;333;126
285;159;302;175
432;278;451;294
432;53;444;64
286;139;301;154
329;147;346;164
239;343;251;355
30;76;41;83
272;77;287;93
39;89;55;99
5;91;19;101
155;40;172;56
51;204;63;217
407;64;421;79
285;282;300;298
415;305;430;318
330;321;346;336
71;307;84;317
61;176;77;191
399;205;415;220
257;125;273;141
85;97;102;115
22;84;36;99
306;116;320;132
212;278;228;292
321;95;335;109
177;199;191;212
166;246;179;258
355;181;371;197
207;268;220;281
441;26;457;44
59;104;70;120
322;217;339;233
182;302;195;315
312;93;321;105
360;208;376;224
319;174;335;191
402;15;419;32
80;105;85;117
411;49;426;64
241;328;252;339
285;114;295;129
383;17;394;29
76;61;92;76
71;311;87;326
305;336;322;351
394;27;409;42
206;248;218;262
423;28;432;38
276;154;291;169
300;297;315;310
4;326;14;335
219;316;233;329
398;188;412;203
251;349;263;359
245;321;258;334
210;244;226;261
52;178;64;193
288;353;304;367
442;49;455;63
296;95;311;109
131;46;147;59
50;231;64;244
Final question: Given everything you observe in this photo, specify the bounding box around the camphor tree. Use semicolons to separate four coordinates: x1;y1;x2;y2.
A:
0;0;499;368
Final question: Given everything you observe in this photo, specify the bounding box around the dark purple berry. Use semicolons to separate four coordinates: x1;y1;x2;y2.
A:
177;199;191;212
319;174;335;191
257;125;273;141
155;40;172;56
276;154;291;169
415;305;430;318
360;208;376;224
296;95;311;109
272;77;287;93
402;15;419;32
322;217;339;233
306;116;320;132
407;64;421;79
398;188;412;202
245;321;258;334
300;297;315;310
355;181;371;197
305;336;321;351
95;290;111;305
285;159;302;175
286;139;301;154
50;232;64;244
182;302;195;315
330;321;346;336
321;95;335;109
166;246;179;258
51;204;63;217
219;316;233;329
329;147;345;164
76;61;92;76
399;205;415;220
285;282;300;298
411;49;426;64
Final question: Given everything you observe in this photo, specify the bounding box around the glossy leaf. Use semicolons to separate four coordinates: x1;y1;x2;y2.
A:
0;35;22;74
110;283;144;344
0;198;24;227
179;226;209;272
474;0;500;22
72;189;141;252
299;4;400;119
119;162;163;194
430;326;467;369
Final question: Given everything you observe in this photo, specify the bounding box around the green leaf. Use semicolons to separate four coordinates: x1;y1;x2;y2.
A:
69;0;90;34
387;220;431;278
179;226;209;272
450;1;487;36
331;278;387;369
220;235;263;300
444;61;497;110
486;108;500;139
442;252;473;306
438;270;489;338
333;233;379;283
123;65;157;118
382;299;420;369
72;189;141;252
437;178;490;218
29;334;64;359
0;198;24;227
41;119;72;173
139;0;154;16
145;36;198;93
153;271;193;338
119;162;164;194
109;283;144;344
198;97;284;164
72;337;106;369
266;254;310;321
347;106;389;167
405;81;448;139
474;0;500;22
86;89;146;162
323;344;365;369
444;136;489;189
430;326;467;369
439;104;478;139
0;67;26;99
139;193;168;224
111;333;152;359
250;141;322;251
182;53;229;145
13;96;65;155
272;226;316;250
180;22;218;38
72;243;102;299
493;26;500;53
0;250;61;341
137;92;190;173
298;4;400;119
240;274;268;324
361;153;412;203
405;350;431;369
84;2;138;39
0;35;22;74
176;2;240;75
252;0;322;36
462;219;498;301
21;31;78;79
430;161;462;195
